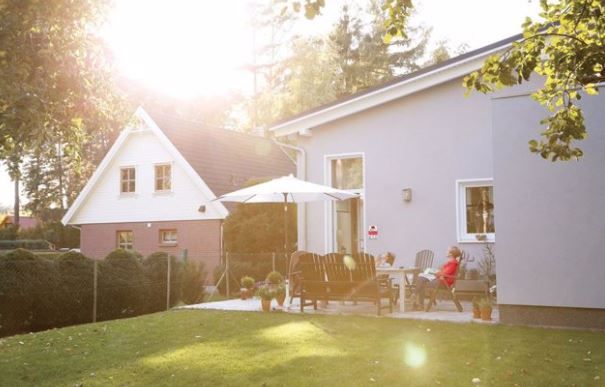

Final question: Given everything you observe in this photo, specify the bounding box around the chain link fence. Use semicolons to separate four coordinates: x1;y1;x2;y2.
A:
212;252;289;298
0;249;292;337
0;249;208;338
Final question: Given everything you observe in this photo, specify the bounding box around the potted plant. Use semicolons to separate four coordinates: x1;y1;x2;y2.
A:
240;276;255;300
472;297;481;319
479;297;493;321
256;284;274;312
275;283;286;307
266;271;284;285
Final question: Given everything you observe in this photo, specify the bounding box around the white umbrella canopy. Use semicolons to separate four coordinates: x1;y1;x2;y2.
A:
215;174;357;203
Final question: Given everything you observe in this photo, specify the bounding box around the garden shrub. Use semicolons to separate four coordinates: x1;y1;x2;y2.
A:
97;249;149;321
55;251;94;326
144;252;182;312
0;239;52;250
181;261;206;305
0;225;18;240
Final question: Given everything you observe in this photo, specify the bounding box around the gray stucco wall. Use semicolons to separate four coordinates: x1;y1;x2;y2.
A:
492;91;605;309
297;78;496;267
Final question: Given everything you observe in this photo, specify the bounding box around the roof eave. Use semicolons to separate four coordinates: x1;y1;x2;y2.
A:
270;39;513;137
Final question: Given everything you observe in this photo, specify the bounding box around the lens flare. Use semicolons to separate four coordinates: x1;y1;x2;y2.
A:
403;343;427;368
343;255;356;270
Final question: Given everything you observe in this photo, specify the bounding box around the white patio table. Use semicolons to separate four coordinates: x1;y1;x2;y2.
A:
376;267;421;312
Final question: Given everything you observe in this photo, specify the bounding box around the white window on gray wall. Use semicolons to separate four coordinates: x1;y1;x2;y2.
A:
456;179;495;243
327;155;364;254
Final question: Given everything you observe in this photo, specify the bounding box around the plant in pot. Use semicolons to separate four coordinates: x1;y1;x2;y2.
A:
472;297;481;319
479;297;493;321
275;283;286;307
240;276;255;300
256;284;275;312
266;271;284;285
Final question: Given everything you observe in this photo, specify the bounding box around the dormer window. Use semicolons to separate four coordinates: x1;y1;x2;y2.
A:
120;167;136;193
155;164;172;191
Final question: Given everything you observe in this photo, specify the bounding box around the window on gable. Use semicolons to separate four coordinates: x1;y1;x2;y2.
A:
159;229;177;245
457;179;495;243
120;167;136;193
155;164;172;191
117;231;134;250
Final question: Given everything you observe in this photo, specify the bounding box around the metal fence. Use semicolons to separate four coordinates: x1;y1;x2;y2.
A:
0;250;292;337
213;252;289;298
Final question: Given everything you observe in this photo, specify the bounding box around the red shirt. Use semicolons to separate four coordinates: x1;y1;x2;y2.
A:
438;258;459;287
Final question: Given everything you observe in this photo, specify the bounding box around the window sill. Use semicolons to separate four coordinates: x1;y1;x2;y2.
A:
153;190;173;196
159;243;178;247
458;235;496;244
119;193;137;198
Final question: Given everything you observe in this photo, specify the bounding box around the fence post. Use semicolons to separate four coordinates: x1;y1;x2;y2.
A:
272;252;276;272
166;255;172;311
226;252;230;298
92;260;98;323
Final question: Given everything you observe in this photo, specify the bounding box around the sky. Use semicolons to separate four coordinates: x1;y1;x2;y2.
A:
0;0;542;209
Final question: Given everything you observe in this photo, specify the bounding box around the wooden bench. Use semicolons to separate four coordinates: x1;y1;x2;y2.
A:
299;253;394;316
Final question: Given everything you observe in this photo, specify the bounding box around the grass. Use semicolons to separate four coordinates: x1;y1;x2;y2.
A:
0;310;603;386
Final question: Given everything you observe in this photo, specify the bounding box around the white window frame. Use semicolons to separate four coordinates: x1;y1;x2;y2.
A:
159;229;178;246
116;230;134;250
119;166;137;194
456;178;495;243
154;163;173;193
324;152;366;254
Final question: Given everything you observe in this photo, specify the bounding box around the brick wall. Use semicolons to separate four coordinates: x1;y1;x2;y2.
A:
81;219;222;274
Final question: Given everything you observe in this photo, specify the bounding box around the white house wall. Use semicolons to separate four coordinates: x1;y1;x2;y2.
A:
70;130;223;224
297;78;497;267
492;91;605;310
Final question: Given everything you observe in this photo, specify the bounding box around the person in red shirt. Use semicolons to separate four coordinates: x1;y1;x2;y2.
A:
413;246;461;311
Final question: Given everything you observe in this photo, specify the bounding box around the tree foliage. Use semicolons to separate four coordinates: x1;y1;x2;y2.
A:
464;0;604;161
0;0;130;219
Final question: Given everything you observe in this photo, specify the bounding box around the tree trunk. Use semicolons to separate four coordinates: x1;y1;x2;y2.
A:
13;175;20;228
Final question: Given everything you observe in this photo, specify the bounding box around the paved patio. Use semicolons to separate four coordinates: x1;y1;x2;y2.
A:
181;297;498;324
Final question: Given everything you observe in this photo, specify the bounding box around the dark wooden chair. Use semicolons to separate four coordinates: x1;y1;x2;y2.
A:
424;255;464;312
287;250;311;304
349;253;393;316
298;252;327;311
404;249;434;295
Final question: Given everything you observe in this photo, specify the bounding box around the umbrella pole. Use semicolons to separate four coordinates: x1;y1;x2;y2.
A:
283;193;288;263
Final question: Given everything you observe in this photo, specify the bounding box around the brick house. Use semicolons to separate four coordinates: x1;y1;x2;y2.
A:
62;108;294;274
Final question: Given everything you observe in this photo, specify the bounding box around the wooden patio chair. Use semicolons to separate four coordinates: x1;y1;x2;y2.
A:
287;250;310;304
349;253;393;316
298;253;327;312
404;249;434;294
424;255;464;312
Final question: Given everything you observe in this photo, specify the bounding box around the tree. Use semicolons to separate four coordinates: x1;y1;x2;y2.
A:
463;0;604;161
0;0;129;222
292;0;600;161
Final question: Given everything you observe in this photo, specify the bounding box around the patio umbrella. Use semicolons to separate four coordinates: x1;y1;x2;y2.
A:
215;174;357;261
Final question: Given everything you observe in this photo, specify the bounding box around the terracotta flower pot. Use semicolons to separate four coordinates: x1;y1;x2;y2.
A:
261;299;271;312
473;308;481;319
240;288;248;300
480;307;492;321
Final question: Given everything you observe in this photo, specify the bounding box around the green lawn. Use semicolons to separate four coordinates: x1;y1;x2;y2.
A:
0;310;603;386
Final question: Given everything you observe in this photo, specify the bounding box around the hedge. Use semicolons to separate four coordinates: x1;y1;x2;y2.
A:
0;249;206;337
0;240;52;250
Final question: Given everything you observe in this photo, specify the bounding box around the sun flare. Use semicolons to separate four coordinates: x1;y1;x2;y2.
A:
103;0;252;97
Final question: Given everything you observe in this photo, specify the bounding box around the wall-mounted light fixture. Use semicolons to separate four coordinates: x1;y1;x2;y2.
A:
198;205;206;213
402;188;412;203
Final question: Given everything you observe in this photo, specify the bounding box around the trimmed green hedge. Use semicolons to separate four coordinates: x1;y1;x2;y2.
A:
0;249;206;337
0;240;52;250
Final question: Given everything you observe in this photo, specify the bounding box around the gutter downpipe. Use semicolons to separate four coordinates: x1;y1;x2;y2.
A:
273;139;307;251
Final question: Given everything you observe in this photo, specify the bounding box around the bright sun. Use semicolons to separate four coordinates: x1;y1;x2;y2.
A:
103;0;252;97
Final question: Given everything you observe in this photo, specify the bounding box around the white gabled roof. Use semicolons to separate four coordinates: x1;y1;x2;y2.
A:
270;35;519;137
61;107;229;225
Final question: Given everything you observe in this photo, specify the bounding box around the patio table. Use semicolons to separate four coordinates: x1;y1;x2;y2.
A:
376;267;421;312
